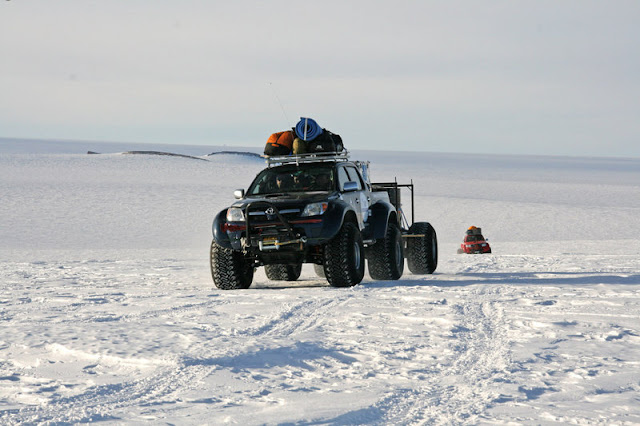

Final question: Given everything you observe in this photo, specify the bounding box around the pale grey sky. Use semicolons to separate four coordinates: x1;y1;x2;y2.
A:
2;1;639;157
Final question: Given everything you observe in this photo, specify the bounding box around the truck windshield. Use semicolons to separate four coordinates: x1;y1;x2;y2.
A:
246;165;336;195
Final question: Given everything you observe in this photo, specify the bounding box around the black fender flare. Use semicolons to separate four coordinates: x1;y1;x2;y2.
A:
319;199;359;241
366;201;397;240
212;209;233;249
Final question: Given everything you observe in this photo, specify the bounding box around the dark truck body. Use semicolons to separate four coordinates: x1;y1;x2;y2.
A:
210;152;438;289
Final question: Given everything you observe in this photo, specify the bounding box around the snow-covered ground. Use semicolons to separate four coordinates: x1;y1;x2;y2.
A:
1;139;639;424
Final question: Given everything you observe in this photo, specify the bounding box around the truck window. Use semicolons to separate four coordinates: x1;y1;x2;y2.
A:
337;167;351;192
345;166;364;190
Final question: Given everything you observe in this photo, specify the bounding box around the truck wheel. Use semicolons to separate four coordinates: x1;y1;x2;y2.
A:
265;263;302;281
210;240;253;289
323;222;365;287
313;264;326;278
406;222;438;274
367;222;404;280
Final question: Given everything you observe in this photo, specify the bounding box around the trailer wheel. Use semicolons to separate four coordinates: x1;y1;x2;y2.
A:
406;222;438;274
264;263;302;281
210;240;254;289
367;222;404;280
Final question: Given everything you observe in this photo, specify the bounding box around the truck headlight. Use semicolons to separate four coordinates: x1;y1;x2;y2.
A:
301;202;328;217
226;207;245;222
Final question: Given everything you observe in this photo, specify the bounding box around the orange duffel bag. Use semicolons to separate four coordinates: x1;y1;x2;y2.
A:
264;130;294;156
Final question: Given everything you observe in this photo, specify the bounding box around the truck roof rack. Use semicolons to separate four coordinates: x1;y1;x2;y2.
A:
264;151;350;168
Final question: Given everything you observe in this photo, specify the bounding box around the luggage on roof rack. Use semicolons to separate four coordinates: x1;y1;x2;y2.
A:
295;130;344;154
264;117;345;158
466;226;482;235
264;131;294;156
291;118;345;155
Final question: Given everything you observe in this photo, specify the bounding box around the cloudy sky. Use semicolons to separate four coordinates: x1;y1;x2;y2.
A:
2;1;639;157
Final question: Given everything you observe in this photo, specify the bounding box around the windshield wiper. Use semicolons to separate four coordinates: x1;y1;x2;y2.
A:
264;192;290;198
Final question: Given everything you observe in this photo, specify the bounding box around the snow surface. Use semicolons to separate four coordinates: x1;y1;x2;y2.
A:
1;139;639;424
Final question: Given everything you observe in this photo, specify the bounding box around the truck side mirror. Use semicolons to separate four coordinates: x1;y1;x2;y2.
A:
343;181;359;192
234;189;245;199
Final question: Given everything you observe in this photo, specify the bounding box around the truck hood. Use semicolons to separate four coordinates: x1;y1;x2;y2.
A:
232;192;337;210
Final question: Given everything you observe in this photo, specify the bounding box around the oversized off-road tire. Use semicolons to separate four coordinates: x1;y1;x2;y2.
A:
367;222;404;280
264;263;302;281
323;221;365;287
210;240;254;290
406;222;438;274
313;264;326;278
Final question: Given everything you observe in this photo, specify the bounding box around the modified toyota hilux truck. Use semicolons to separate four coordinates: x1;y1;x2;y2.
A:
210;152;437;289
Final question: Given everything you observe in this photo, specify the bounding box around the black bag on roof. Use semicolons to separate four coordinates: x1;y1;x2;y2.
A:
304;130;344;153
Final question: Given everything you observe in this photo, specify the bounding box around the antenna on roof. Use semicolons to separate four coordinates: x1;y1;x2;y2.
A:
268;82;290;126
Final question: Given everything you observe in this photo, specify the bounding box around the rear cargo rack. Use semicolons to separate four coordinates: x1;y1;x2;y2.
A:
264;151;350;168
371;181;416;228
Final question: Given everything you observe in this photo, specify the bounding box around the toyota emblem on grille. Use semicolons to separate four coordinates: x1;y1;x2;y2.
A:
265;207;275;215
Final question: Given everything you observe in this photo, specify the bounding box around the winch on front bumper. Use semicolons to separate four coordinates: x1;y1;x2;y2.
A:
222;201;327;254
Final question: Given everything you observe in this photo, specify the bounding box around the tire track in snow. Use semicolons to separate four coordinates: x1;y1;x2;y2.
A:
370;287;513;425
3;284;350;424
234;296;350;338
6;362;213;424
6;298;319;424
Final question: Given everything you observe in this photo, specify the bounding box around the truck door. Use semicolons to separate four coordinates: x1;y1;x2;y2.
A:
346;165;370;224
338;165;369;229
